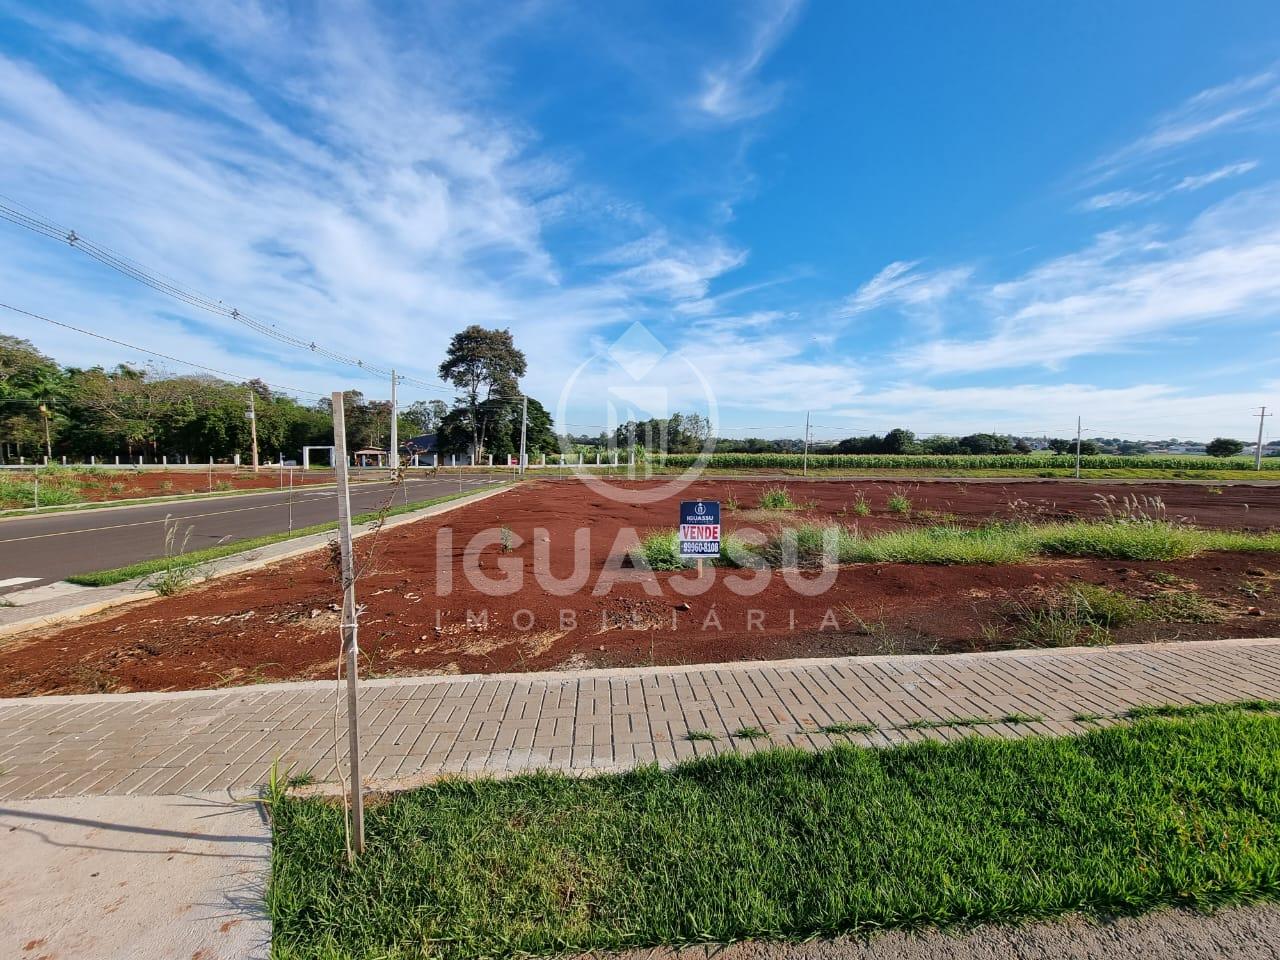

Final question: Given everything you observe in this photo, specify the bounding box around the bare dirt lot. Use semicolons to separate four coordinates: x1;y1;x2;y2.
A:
2;479;1278;696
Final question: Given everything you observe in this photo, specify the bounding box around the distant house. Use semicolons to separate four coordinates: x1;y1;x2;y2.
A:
353;448;388;467
403;433;438;456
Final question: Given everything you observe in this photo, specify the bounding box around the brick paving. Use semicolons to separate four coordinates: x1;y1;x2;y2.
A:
1;637;1278;801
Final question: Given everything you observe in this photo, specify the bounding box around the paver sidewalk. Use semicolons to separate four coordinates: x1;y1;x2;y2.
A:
2;637;1279;802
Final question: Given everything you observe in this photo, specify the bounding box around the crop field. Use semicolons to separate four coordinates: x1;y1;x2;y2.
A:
2;478;1279;696
647;451;1279;472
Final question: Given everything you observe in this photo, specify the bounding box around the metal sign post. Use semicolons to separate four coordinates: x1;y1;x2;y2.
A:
678;500;721;576
331;391;365;855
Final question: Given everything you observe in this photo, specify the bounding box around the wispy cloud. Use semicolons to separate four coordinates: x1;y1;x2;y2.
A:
693;0;804;123
1087;66;1280;186
1173;159;1260;192
827;380;1278;440
0;2;762;411
1082;160;1259;211
900;185;1280;375
839;260;972;316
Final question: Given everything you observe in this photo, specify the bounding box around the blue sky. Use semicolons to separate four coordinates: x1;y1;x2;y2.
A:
1;0;1278;443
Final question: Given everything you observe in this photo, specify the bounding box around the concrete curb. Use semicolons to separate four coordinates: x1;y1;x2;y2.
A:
3;634;1276;707
0;482;513;640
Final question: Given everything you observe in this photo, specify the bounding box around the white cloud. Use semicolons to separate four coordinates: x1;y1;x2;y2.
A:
825;380;1278;440
1173;160;1260;192
693;0;803;123
839;260;972;316
1081;189;1154;211
1082;160;1259;211
900;186;1280;375
1087;67;1279;185
0;6;762;419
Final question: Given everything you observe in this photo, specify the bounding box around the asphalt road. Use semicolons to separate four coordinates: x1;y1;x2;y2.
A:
0;476;501;594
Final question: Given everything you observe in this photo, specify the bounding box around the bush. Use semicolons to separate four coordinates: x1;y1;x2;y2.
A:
1206;437;1245;458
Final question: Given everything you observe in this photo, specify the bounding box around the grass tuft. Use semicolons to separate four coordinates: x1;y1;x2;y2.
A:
759;485;801;511
819;721;875;736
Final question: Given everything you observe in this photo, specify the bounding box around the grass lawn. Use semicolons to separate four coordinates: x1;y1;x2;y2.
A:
268;710;1280;959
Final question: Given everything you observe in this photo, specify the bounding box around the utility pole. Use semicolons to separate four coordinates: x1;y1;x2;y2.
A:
518;395;528;476
389;369;398;472
39;402;51;460
1074;416;1082;479
247;391;260;473
1256;406;1272;471
330;391;365;856
802;411;810;477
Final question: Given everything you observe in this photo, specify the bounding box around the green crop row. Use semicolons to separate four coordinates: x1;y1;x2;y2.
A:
648;453;1279;471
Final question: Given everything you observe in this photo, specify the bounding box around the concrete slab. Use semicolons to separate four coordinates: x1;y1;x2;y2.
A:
0;792;269;960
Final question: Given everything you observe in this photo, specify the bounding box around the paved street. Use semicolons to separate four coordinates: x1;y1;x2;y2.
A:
1;637;1277;802
0;474;501;594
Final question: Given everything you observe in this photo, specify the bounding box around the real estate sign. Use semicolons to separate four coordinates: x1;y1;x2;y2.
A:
678;500;721;558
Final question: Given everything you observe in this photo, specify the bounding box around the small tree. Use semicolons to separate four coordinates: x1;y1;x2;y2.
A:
1206;437;1244;458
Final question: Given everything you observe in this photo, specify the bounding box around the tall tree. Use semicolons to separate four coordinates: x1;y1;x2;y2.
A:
401;399;449;435
438;326;527;461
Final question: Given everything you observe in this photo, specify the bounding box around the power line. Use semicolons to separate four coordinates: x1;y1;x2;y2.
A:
0;197;461;395
0;301;327;398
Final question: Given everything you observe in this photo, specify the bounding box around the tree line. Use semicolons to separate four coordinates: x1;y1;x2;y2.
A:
0;326;557;463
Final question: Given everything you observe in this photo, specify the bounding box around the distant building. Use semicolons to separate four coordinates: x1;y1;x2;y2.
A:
403;433;439;456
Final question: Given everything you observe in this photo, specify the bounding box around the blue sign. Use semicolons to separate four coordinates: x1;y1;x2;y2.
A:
678;500;721;557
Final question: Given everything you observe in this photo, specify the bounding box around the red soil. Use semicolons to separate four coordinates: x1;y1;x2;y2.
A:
70;468;338;501
2;478;1277;696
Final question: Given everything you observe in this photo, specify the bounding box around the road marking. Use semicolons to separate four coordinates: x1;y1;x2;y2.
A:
0;576;40;588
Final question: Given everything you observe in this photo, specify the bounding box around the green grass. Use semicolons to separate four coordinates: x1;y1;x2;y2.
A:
66;485;509;586
819;721;875;735
268;711;1280;960
887;491;913;514
1124;699;1280;720
758;485;801;510
997;583;1227;648
643;519;1280;573
999;712;1045;724
685;731;719;742
782;521;1279;567
731;725;769;739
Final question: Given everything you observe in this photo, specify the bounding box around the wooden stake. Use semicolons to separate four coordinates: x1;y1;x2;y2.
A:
331;391;365;855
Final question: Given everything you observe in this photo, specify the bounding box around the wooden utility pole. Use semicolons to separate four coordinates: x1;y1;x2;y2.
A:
803;411;810;477
331;391;365;855
1074;416;1082;480
248;391;260;473
518;395;528;476
39;403;51;460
